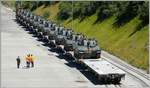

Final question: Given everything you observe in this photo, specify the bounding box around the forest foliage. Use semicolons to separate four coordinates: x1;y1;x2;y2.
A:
16;1;149;32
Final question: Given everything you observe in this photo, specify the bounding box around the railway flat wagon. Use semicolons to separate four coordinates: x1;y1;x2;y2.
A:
81;59;125;84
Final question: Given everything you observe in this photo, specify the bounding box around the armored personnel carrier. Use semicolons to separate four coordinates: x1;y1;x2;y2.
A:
19;10;26;26
31;16;41;34
16;9;23;23
55;26;66;45
74;37;101;60
22;11;30;27
42;21;53;43
27;15;37;32
51;26;66;53
41;23;57;47
28;13;35;27
64;29;75;51
63;30;78;59
25;13;34;30
36;18;45;39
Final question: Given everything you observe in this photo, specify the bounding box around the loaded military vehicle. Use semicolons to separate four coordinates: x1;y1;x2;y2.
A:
74;37;101;60
42;20;53;43
44;23;57;47
36;18;45;39
63;30;77;59
55;26;66;45
32;15;41;34
54;26;67;53
64;29;74;51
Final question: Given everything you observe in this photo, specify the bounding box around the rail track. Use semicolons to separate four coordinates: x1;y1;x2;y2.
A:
102;52;150;87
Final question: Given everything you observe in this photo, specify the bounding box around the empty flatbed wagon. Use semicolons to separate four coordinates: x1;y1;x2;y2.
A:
81;59;126;84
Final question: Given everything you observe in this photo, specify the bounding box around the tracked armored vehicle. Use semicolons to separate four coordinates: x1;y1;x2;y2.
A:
42;21;53;43
64;29;75;52
53;26;66;53
31;16;41;34
44;23;57;47
74;37;101;60
22;11;30;27
18;10;26;26
36;18;46;39
55;26;66;45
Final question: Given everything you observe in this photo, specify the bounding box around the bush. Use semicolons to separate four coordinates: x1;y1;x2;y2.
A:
57;1;72;20
57;10;70;20
43;11;50;19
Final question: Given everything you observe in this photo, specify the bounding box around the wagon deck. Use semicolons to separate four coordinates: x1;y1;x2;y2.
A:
81;59;125;75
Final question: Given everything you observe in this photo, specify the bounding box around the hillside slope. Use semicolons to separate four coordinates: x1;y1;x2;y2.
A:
33;2;149;71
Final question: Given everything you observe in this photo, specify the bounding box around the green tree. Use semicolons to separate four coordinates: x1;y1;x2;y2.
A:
43;11;50;19
57;1;72;20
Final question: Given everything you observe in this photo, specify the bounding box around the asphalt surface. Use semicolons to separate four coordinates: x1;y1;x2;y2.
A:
1;5;149;88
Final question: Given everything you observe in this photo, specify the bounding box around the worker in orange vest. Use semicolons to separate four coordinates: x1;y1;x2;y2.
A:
26;54;30;68
30;54;34;67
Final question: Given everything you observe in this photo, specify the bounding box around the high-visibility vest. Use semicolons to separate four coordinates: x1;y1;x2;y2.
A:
26;56;30;62
30;56;35;62
29;56;32;62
